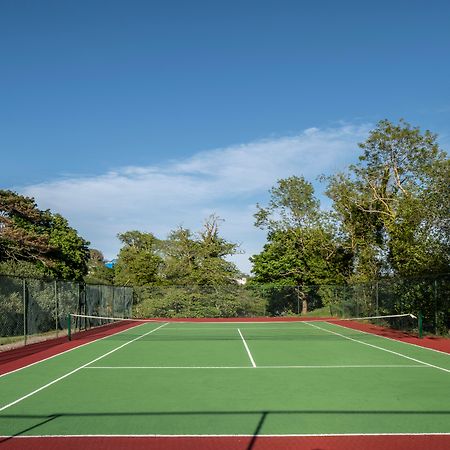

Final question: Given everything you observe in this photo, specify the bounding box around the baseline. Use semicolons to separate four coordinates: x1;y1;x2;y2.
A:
1;433;450;450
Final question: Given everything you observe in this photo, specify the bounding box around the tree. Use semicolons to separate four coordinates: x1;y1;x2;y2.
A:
162;227;200;284
127;217;246;317
46;213;90;280
255;176;320;232
0;190;90;280
114;231;163;286
251;228;351;286
194;215;241;285
162;215;241;286
326;119;449;279
0;190;53;265
251;177;352;313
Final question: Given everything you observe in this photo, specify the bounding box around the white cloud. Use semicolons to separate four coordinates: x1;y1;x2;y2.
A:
20;123;370;274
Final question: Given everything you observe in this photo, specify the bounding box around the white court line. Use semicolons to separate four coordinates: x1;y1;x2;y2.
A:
238;328;256;367
0;321;149;379
304;322;450;373
331;321;450;356
0;323;168;412
1;432;450;438
84;364;426;369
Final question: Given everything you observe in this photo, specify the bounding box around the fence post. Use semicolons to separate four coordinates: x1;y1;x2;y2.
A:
55;280;59;338
434;279;438;335
375;281;379;317
22;278;27;346
418;312;423;338
67;314;72;341
112;286;116;317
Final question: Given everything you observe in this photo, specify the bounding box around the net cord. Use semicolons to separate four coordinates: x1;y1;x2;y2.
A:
69;312;416;323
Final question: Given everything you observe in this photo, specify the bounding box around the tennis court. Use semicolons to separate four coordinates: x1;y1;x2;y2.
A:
1;317;449;449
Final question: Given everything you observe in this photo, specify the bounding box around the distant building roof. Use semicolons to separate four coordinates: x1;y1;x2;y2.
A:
104;259;117;269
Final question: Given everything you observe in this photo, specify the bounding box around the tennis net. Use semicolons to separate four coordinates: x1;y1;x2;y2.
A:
67;312;419;341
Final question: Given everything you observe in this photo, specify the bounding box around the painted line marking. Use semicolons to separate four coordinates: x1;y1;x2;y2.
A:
84;364;427;369
0;323;168;412
0;321;150;379
1;432;450;438
304;322;450;373
331;321;450;356
238;328;256;368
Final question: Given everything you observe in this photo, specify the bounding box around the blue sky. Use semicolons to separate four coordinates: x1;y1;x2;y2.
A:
1;0;450;273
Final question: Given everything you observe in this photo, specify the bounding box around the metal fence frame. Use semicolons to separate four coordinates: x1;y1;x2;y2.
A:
0;274;133;348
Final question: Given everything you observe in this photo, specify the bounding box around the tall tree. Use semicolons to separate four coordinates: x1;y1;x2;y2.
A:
46;213;90;280
162;216;241;285
255;176;320;232
195;215;241;285
0;190;53;264
0;190;89;280
326;119;449;279
114;231;163;286
163;227;199;284
251;177;352;310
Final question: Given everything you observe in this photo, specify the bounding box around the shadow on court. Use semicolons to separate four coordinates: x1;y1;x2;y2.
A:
2;409;450;450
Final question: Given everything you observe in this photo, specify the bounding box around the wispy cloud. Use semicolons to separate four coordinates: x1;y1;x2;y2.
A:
20;124;370;273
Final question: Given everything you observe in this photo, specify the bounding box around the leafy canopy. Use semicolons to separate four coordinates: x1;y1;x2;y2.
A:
251;177;352;286
326;119;449;279
0;190;89;280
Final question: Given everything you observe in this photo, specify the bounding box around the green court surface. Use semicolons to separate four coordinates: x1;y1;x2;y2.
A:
1;320;449;437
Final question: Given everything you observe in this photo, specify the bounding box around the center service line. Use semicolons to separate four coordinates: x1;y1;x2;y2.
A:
238;328;257;368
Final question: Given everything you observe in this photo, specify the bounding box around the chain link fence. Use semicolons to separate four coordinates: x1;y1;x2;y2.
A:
132;274;449;336
0;275;133;350
326;275;450;335
1;274;448;350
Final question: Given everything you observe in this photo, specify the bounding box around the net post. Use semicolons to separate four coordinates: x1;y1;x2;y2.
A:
67;314;72;341
418;312;423;338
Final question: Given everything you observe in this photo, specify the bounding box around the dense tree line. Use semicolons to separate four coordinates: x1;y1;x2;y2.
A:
1;119;448;319
85;215;242;287
252;120;449;286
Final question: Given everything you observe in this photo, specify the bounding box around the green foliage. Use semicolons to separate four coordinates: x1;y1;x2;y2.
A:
251;228;351;286
162;216;241;286
46;213;90;281
252;177;352;290
162;228;199;284
0;260;46;278
0;190;89;280
255;176;320;232
251;177;352;314
0;190;53;265
114;215;241;288
114;231;163;286
251;120;448;319
133;285;266;318
326;119;449;280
